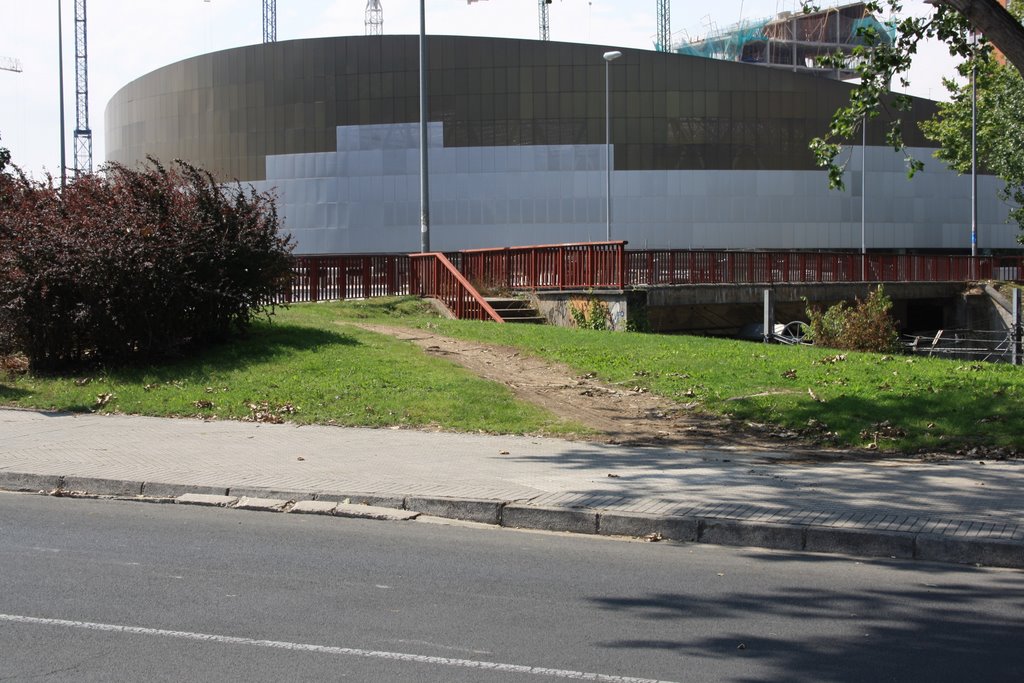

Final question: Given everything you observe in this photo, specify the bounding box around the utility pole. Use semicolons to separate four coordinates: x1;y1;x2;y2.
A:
419;0;430;252
655;0;671;52
58;0;67;190
263;0;276;43
73;0;92;175
366;0;383;36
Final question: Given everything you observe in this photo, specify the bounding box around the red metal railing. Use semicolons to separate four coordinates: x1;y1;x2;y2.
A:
459;241;627;290
283;247;1024;306
283;254;411;303
409;252;504;322
625;250;1023;286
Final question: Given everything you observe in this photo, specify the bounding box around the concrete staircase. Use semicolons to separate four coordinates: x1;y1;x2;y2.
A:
485;297;546;324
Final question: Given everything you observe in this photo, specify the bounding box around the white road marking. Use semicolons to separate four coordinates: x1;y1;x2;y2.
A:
0;613;678;682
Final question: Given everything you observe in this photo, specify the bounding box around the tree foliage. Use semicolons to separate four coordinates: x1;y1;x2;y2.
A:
920;2;1024;239
0;157;294;370
808;0;1024;190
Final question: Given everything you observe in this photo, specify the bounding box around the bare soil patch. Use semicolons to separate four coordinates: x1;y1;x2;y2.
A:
355;323;856;461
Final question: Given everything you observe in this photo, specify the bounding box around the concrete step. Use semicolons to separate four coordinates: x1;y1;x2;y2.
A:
485;297;545;324
500;315;547;324
485;297;533;310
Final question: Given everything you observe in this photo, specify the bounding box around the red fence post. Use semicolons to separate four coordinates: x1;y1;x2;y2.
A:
618;242;626;289
309;258;320;303
558;246;566;289
339;256;347;300
363;256;371;297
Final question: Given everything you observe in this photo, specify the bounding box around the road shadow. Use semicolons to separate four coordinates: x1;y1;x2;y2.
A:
589;553;1024;681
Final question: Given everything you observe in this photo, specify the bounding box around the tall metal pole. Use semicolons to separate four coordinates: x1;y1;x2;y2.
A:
419;0;431;253
861;118;866;281
971;33;978;262
57;0;66;190
603;50;622;242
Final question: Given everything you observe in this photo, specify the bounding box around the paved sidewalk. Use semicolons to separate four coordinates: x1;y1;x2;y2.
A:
1;408;1022;568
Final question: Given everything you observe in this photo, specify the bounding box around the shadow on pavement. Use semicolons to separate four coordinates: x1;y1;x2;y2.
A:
590;554;1024;682
504;443;1024;519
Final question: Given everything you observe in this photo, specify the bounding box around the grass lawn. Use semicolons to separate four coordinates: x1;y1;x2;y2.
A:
3;296;1022;454
412;307;1023;455
0;298;583;437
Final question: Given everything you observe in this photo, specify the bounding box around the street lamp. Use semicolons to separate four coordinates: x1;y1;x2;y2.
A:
419;0;430;253
58;0;67;191
603;50;622;242
861;117;866;281
971;31;979;265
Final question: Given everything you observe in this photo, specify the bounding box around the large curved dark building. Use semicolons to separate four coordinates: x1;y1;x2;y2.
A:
106;35;1015;254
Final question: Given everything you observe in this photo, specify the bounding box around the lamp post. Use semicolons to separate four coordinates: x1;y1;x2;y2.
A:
603;50;622;242
419;0;430;253
861;117;866;281
58;0;67;191
971;31;978;267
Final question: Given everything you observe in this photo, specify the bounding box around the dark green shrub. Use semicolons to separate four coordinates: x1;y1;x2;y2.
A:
0;158;293;369
569;293;610;330
804;286;901;353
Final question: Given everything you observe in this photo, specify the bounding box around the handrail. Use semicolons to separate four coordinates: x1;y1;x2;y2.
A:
283;247;1024;305
459;240;628;253
285;254;410;303
458;241;627;290
409;252;504;322
624;250;1020;286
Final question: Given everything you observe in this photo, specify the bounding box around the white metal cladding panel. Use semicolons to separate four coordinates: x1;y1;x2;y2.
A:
255;122;1016;254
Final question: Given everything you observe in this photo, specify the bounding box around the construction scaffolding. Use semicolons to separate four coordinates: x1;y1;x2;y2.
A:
676;2;894;80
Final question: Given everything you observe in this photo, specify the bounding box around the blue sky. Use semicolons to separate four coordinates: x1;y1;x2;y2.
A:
0;1;958;178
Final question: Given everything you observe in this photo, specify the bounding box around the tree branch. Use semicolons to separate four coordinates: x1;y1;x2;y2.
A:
928;0;1024;76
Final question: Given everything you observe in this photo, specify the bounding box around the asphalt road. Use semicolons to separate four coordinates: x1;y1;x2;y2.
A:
1;492;1022;682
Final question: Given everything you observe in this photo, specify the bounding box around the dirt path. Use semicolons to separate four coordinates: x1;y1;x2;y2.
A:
355;323;846;459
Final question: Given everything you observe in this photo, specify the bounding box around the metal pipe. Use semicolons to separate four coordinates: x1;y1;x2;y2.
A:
58;0;66;190
971;33;978;262
603;50;622;242
419;0;430;253
861;118;866;281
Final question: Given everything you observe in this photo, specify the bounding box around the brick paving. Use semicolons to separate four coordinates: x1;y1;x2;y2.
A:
2;409;1022;544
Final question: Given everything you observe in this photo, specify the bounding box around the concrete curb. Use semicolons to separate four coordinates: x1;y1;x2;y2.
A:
0;472;64;493
699;519;806;551
2;472;1022;570
405;496;503;525
503;504;598;534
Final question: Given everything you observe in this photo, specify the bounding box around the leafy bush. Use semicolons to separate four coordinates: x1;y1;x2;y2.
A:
569;293;610;330
804;286;901;353
0;158;293;369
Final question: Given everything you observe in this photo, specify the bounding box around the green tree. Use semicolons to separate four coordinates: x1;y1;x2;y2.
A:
920;1;1024;239
809;0;1024;189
